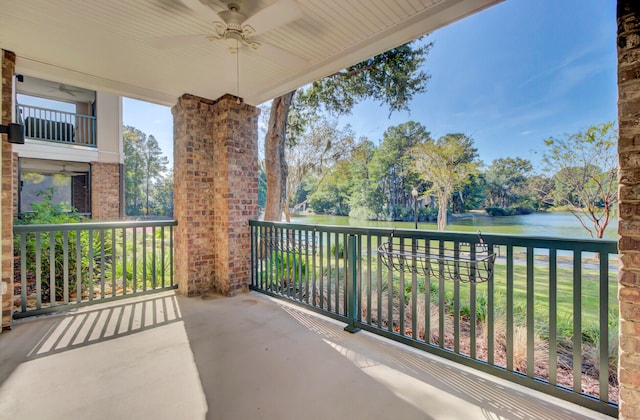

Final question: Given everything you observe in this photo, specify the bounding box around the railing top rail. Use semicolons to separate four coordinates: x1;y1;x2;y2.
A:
249;220;618;253
17;103;96;120
14;219;177;233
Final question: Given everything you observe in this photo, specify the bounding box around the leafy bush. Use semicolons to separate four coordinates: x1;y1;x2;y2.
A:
331;242;344;259
15;189;111;301
108;238;171;290
485;206;534;217
270;252;307;286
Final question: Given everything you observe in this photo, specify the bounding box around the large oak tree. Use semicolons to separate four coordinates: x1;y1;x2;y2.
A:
264;40;431;221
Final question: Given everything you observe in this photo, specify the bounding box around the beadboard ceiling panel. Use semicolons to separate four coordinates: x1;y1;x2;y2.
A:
0;0;501;106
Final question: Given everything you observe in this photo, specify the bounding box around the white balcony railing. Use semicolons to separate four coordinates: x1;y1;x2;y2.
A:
17;104;97;147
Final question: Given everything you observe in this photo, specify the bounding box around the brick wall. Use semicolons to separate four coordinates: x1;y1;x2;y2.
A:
211;95;259;295
618;2;640;418
1;50;15;331
172;94;258;296
91;162;122;220
12;152;17;219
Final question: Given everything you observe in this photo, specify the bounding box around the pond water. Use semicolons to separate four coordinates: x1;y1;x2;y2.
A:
290;212;618;240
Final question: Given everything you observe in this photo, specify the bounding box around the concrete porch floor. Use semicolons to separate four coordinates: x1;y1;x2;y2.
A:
0;290;610;420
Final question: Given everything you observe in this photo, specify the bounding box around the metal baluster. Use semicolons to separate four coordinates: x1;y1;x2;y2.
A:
88;229;93;301
20;233;27;312
506;244;514;371
549;248;557;385
599;251;609;402
305;230;310;304
425;239;431;343
76;230;82;303
526;247;534;377
319;231;324;310
367;235;372;324
152;226;157;289
161;226;166;288
327;232;332;312
388;238;394;333
143;227;147;292
439;240;445;348
36;233;41;309
100;230;105;299
123;228;127;295
133;228;137;293
63;231;69;304
573;250;582;394
335;232;340;315
49;231;55;306
487;243;495;366
411;237;418;340
312;228;317;307
470;243;477;359
112;228;116;296
399;237;405;336
377;235;383;329
454;241;460;353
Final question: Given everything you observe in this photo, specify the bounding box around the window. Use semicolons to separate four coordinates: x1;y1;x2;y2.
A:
19;159;90;215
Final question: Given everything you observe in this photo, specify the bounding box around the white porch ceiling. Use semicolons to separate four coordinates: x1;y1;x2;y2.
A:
0;0;501;106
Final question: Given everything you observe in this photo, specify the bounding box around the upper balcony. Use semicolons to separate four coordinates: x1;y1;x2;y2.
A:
17;104;96;147
15;76;97;148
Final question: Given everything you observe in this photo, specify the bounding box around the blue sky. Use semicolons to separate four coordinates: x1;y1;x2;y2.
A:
124;0;617;171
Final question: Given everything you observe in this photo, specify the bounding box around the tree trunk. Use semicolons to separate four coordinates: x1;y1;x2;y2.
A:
264;91;295;221
437;191;448;231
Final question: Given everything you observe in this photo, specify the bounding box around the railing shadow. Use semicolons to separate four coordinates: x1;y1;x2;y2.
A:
0;291;181;387
27;293;181;359
276;300;597;420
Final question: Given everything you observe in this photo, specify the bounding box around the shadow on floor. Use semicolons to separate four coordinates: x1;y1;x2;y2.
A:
0;293;181;385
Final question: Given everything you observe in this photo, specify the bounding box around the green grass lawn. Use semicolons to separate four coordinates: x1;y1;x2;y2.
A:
258;247;618;337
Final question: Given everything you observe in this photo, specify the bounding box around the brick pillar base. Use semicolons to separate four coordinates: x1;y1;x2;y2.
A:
172;94;259;296
91;162;122;220
618;1;640;418
1;50;15;331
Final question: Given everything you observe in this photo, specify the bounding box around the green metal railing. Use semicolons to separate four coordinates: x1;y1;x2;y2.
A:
13;220;176;318
250;220;618;417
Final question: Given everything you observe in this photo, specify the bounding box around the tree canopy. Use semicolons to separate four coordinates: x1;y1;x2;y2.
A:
542;122;618;238
412;133;480;230
123;126;171;217
264;39;432;221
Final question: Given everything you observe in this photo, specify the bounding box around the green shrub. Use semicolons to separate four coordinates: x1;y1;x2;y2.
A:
15;189;112;301
485;206;535;217
330;242;344;259
270;252;307;285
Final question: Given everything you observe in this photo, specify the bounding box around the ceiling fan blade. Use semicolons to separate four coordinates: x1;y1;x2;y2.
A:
243;0;302;36
150;34;215;49
253;42;306;69
59;85;77;97
180;0;222;22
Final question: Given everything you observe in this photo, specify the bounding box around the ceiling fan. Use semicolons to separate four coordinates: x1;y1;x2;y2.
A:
162;0;306;65
48;83;83;98
59;165;87;176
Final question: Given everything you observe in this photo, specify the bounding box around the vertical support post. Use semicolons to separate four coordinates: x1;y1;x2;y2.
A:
1;50;16;331
617;2;640;416
344;234;360;333
173;94;259;296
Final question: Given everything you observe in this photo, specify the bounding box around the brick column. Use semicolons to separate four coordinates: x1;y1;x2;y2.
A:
1;50;15;331
91;162;122;220
618;2;640;418
172;94;258;297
